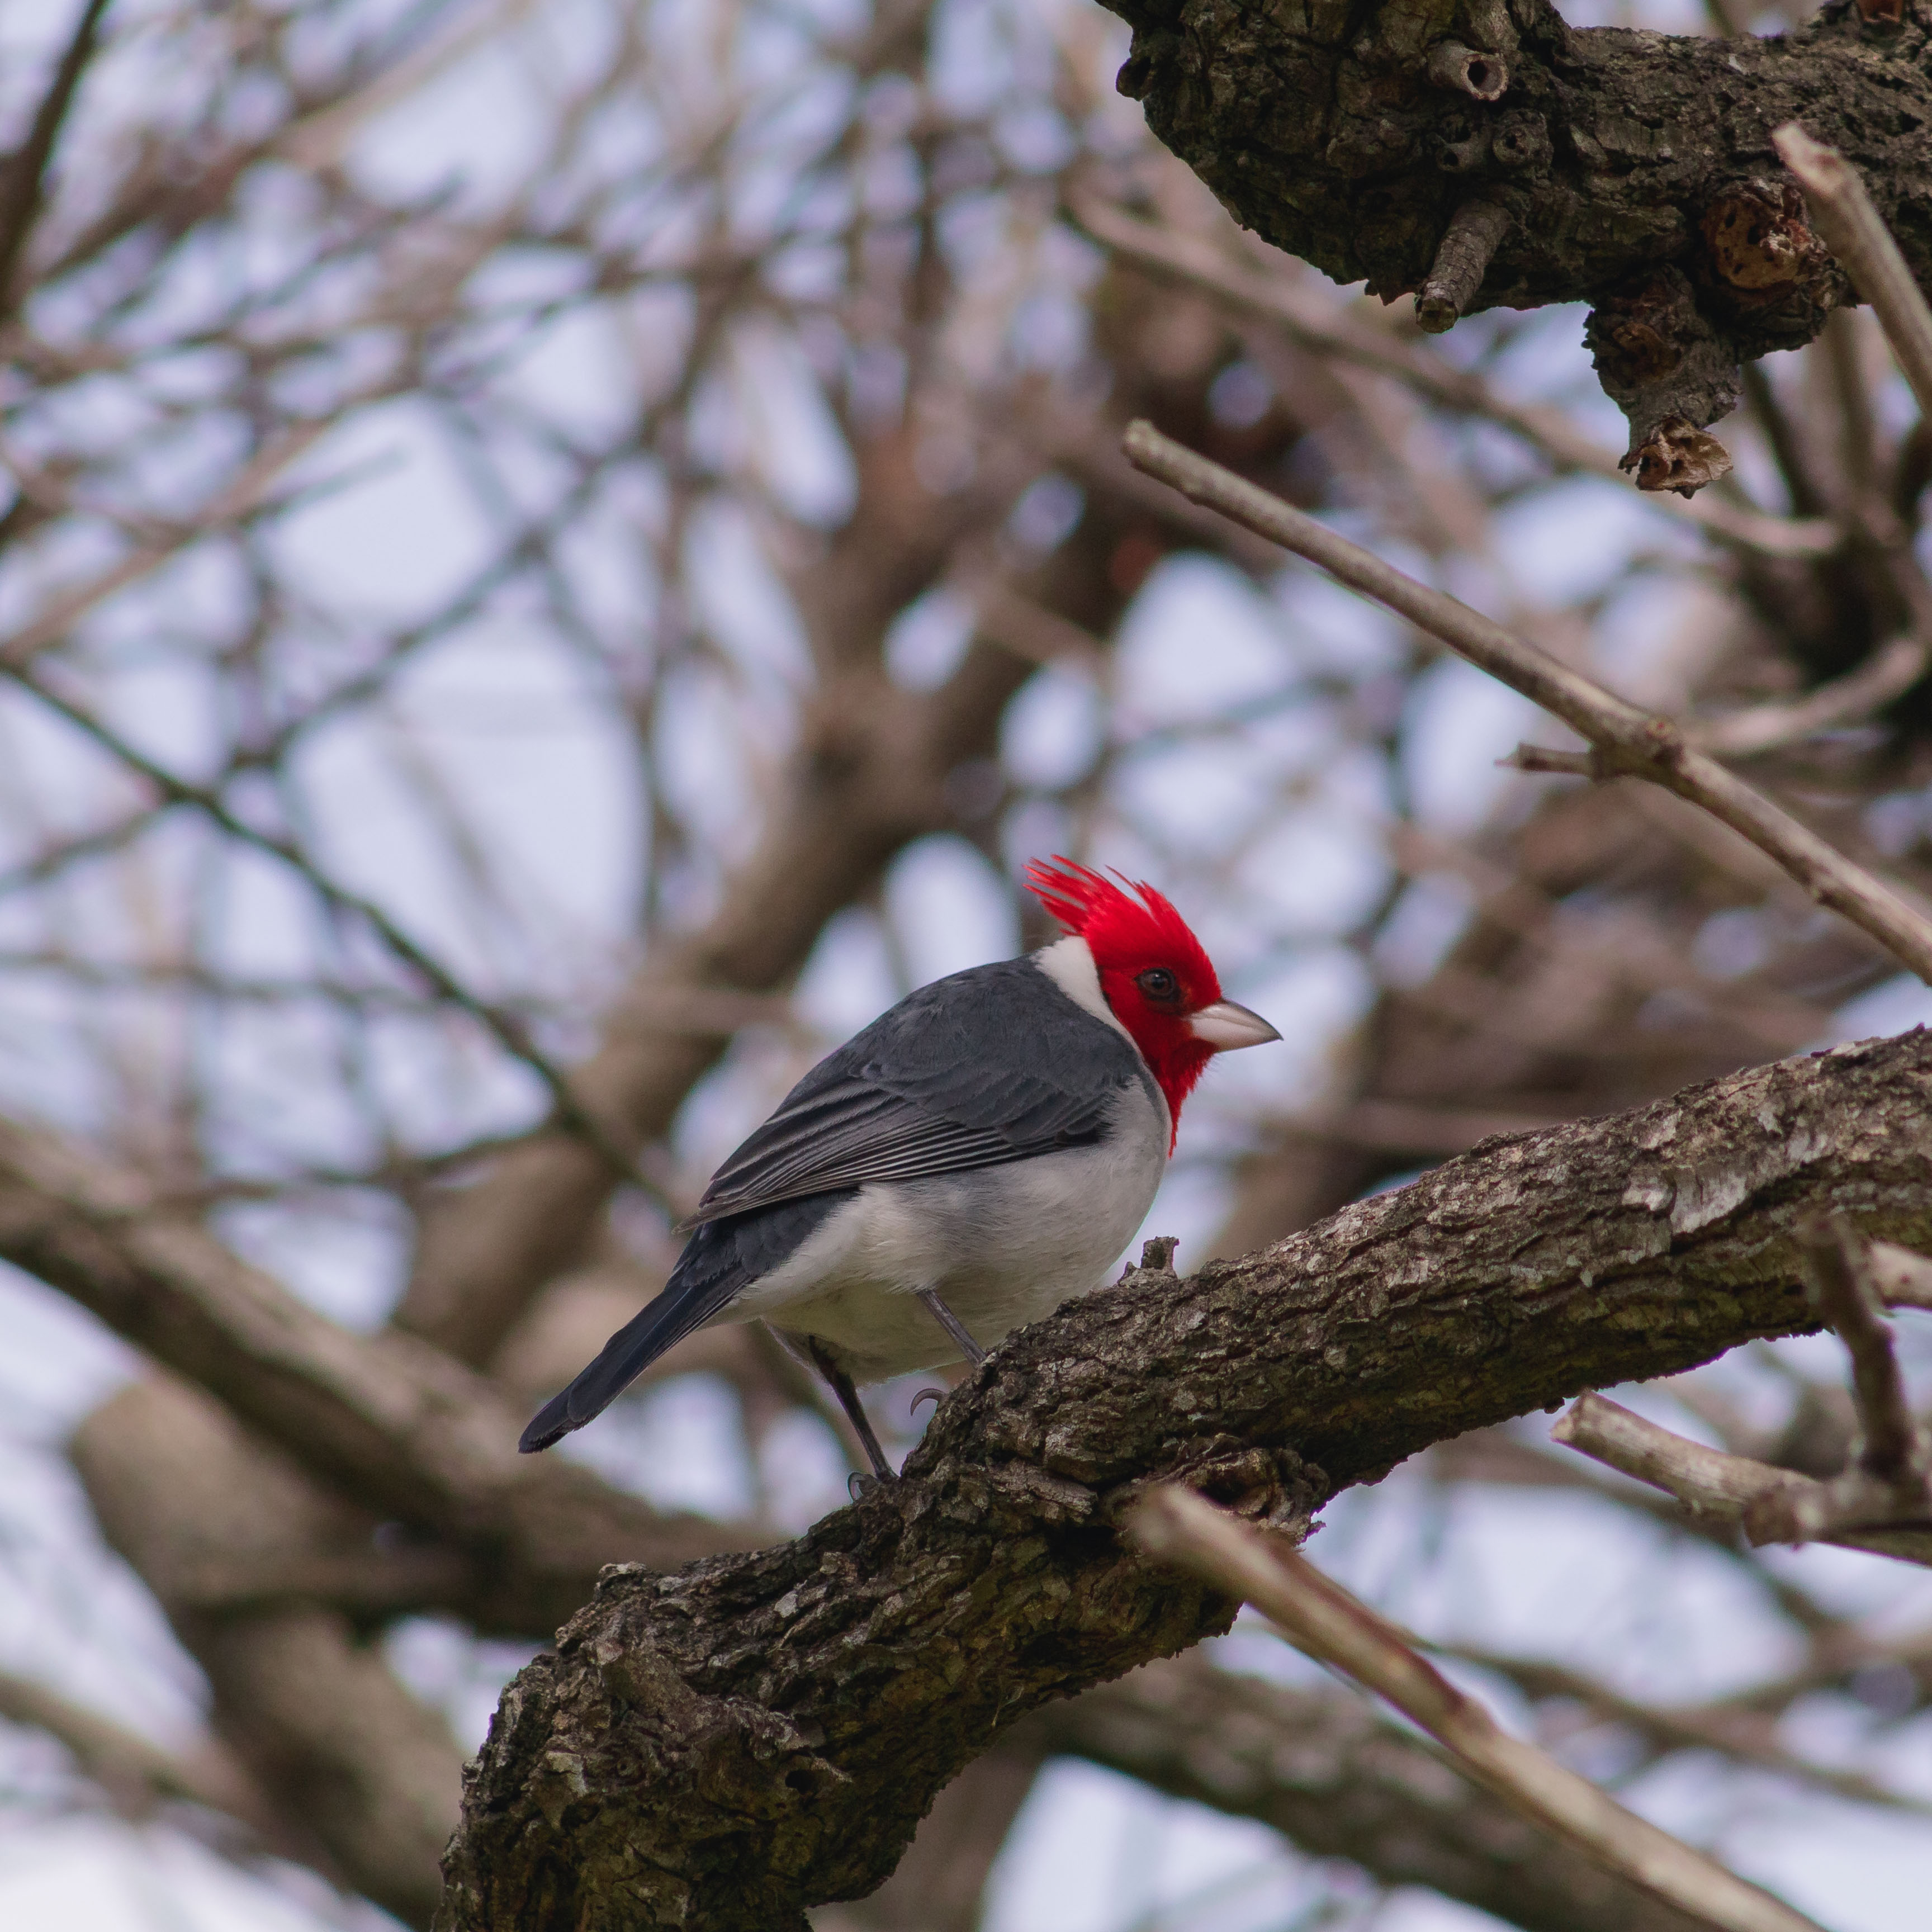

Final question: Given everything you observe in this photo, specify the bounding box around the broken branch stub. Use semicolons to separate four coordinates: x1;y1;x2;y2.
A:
1585;269;1740;496
1417;200;1512;334
1426;40;1509;102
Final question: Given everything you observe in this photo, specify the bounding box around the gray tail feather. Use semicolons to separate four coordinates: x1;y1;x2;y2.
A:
518;1284;720;1453
519;1191;851;1453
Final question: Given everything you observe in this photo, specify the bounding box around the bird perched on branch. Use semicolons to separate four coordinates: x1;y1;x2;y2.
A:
519;856;1280;1481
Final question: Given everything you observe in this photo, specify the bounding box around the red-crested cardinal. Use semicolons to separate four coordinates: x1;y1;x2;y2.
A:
519;857;1280;1478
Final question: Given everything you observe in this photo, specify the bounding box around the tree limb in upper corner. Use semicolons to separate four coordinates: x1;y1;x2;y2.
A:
434;1029;1932;1932
1096;0;1925;485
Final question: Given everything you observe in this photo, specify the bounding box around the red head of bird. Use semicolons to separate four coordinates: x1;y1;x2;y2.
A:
1025;856;1278;1143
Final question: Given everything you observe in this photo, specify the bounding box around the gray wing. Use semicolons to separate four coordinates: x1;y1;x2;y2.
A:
681;954;1150;1228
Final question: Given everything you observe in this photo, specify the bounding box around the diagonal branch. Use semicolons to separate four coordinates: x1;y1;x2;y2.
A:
1121;419;1932;987
0;1665;277;1838
0;0;111;315
1071;196;1833;558
1030;1655;1715;1932
1688;634;1930;756
435;1029;1932;1931
1774;126;1932;429
1127;1488;1825;1932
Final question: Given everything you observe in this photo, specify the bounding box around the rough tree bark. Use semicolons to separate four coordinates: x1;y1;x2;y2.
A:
436;1029;1932;1931
1096;0;1929;489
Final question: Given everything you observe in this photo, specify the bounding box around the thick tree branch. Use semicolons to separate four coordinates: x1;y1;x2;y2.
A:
1097;0;1919;477
437;1030;1932;1931
811;1747;1039;1932
1071;195;1836;554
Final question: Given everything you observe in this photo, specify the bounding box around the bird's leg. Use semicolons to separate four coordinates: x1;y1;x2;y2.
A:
804;1336;894;1487
916;1289;987;1366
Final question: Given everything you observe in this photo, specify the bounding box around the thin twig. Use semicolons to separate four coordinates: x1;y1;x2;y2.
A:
0;0;111;314
1121;418;1932;986
1551;1393;1816;1523
1554;1392;1932;1567
1774;125;1932;427
0;419;335;671
1801;1221;1925;1485
1444;1644;1932;1816
1128;1487;1830;1932
0;657;663;1206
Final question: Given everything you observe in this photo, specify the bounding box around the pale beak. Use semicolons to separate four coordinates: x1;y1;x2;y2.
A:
1186;999;1282;1051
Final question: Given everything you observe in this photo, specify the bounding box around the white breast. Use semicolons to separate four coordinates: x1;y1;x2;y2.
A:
722;1076;1169;1382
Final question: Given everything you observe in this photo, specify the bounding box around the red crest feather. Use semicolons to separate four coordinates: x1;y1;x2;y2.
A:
1024;856;1219;996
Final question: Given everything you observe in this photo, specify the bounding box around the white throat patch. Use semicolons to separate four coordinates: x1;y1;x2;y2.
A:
1033;935;1134;1045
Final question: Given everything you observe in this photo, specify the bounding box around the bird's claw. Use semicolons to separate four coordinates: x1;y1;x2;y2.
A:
847;1470;881;1501
910;1385;945;1417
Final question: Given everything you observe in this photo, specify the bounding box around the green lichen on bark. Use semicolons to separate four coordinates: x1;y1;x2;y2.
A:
1096;0;1932;472
437;1031;1932;1931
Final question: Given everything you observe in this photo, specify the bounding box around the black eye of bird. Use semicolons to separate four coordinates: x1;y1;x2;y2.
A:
1136;967;1179;1003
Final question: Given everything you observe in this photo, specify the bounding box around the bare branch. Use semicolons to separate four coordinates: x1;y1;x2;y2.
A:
1071;197;1837;557
1800;1220;1926;1487
69;1379;466;1926
1451;1645;1932;1818
0;660;662;1211
1869;1239;1932;1311
1121;418;1932;987
0;0;111;314
1552;1391;1932;1567
1129;1488;1826;1932
1688;634;1929;757
0;1666;276;1838
1031;1655;1715;1932
1551;1393;1817;1523
1774;125;1932;429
